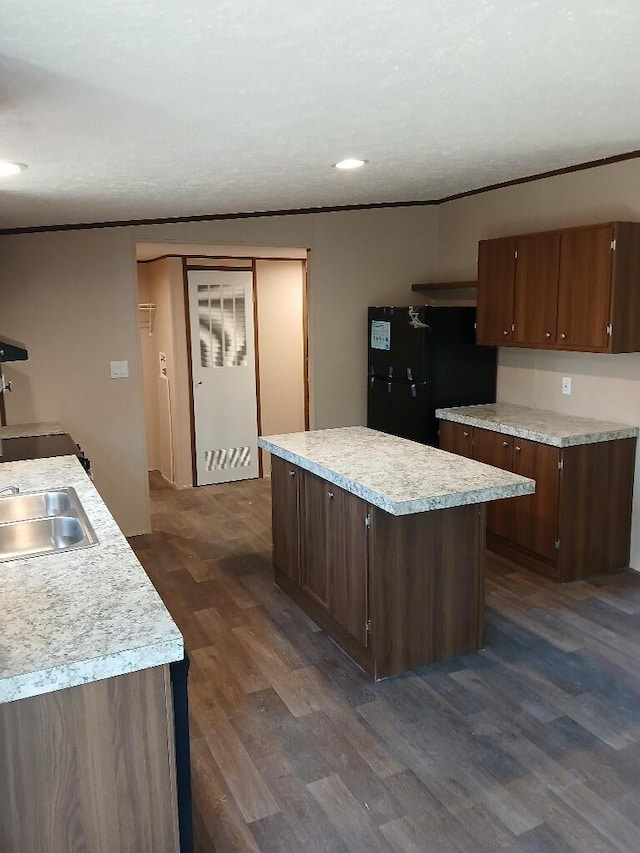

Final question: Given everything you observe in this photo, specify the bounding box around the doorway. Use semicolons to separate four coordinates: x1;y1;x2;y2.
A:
136;244;309;489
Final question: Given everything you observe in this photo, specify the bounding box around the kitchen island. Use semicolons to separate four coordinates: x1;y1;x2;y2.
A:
258;427;534;679
0;455;183;851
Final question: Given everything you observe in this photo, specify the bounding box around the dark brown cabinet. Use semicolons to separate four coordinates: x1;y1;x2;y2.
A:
477;222;640;353
439;420;636;582
271;455;300;584
299;470;369;644
471;427;514;540
556;225;612;350
270;455;485;678
439;419;473;458
476;237;516;344
513;233;560;346
510;439;559;561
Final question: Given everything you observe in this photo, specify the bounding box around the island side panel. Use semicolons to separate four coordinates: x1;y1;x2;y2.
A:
559;436;637;582
369;503;485;679
0;665;179;853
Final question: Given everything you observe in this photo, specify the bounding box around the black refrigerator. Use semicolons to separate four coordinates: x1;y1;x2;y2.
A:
367;306;496;446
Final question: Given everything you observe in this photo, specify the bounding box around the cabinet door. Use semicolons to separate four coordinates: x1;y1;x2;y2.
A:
476;238;516;345
513;233;560;346
439;420;473;457
271;455;300;583
327;488;369;646
471;428;513;540
300;471;331;609
557;226;613;350
511;439;560;561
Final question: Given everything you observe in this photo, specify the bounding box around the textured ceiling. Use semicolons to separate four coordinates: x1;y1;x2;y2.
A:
1;0;639;229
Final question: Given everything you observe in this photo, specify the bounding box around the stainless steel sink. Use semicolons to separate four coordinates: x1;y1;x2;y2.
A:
0;487;98;562
0;490;73;523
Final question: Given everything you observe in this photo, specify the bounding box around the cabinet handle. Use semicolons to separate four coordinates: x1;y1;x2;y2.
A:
503;330;509;336
463;431;470;437
560;333;566;339
502;441;509;447
544;332;551;338
289;470;296;477
327;491;334;499
515;445;521;452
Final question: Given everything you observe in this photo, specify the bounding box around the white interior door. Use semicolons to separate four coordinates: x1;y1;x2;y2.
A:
187;269;259;485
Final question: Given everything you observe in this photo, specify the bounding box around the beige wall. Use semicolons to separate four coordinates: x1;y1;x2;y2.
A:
0;228;149;535
438;157;640;568
255;259;306;473
0;206;439;533
137;265;161;472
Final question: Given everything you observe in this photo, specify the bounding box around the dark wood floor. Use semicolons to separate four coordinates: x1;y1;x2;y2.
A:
130;473;640;853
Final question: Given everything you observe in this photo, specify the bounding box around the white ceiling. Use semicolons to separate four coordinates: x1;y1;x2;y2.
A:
1;1;640;230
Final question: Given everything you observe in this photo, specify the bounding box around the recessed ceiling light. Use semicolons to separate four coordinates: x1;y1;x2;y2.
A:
0;161;27;178
334;158;367;170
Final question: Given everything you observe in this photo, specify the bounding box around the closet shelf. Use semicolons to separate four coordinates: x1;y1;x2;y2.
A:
138;303;156;336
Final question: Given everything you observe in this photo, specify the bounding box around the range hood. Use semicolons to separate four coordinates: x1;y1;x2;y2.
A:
0;337;29;432
0;338;29;362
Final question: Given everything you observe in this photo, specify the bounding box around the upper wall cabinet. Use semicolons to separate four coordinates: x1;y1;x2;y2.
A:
476;222;640;353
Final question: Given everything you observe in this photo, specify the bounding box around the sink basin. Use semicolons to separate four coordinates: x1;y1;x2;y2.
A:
0;490;73;523
0;487;98;562
0;516;97;561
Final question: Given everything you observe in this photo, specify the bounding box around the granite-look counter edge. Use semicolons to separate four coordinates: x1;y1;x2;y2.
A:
436;403;639;447
0;456;183;704
0;421;65;440
259;426;535;516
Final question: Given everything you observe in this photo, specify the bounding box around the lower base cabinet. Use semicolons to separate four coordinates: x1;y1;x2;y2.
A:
270;455;485;678
439;420;636;582
0;665;180;852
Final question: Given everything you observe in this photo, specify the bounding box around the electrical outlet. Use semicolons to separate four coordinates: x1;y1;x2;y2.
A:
562;376;571;395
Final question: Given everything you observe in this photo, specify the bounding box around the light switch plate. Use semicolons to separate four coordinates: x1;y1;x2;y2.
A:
562;376;571;395
110;360;129;379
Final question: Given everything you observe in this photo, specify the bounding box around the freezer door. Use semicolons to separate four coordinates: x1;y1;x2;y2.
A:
367;378;435;445
368;306;431;382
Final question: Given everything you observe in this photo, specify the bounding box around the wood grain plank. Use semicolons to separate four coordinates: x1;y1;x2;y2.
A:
189;685;280;823
307;774;392;853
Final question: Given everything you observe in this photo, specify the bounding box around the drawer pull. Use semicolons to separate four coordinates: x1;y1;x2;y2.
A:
545;332;551;338
560;333;566;339
515;445;521;452
503;330;509;336
327;491;334;499
502;441;509;447
289;470;296;477
463;431;470;437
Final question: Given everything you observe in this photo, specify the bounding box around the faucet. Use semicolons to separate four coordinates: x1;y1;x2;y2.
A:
0;485;19;496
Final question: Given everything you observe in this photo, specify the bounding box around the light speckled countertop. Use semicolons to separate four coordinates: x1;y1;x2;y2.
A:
0;456;182;704
259;427;534;516
436;403;639;447
0;422;65;440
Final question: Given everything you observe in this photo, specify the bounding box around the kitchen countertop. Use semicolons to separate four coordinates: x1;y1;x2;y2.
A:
436;403;639;447
258;426;535;516
0;456;183;704
0;422;65;440
0;433;80;463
